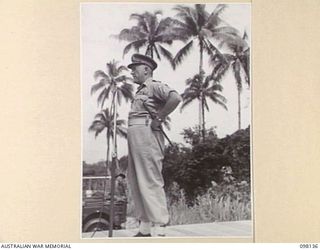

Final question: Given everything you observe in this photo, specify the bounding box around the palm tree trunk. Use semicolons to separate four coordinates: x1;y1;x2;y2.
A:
199;40;203;75
108;91;116;175
199;100;202;131
106;132;110;175
238;86;241;130
199;39;205;140
109;89;118;237
202;93;206;140
145;45;154;59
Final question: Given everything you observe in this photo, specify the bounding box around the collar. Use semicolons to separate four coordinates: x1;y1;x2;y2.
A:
136;77;153;93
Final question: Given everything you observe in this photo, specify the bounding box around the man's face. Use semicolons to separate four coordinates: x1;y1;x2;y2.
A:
130;64;148;84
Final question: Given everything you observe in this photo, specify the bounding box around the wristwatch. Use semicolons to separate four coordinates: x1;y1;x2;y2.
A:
155;116;163;123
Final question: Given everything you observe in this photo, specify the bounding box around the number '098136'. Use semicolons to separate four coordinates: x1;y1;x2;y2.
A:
300;244;318;248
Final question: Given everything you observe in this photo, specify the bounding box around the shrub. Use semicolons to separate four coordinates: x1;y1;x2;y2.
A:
167;181;251;225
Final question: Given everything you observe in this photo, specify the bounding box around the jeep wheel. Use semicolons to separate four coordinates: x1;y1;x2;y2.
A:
83;218;109;232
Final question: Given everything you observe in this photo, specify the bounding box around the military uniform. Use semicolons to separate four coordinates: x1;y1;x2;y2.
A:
127;77;177;224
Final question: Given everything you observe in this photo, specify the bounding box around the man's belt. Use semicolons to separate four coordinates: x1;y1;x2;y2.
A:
128;115;151;126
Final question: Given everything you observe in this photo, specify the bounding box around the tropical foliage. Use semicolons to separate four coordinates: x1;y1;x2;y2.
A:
212;31;250;129
91;60;133;109
171;4;238;70
89;59;133;176
167;180;251;225
181;71;227;139
170;4;241;136
163;126;250;203
88;108;127;170
116;10;181;67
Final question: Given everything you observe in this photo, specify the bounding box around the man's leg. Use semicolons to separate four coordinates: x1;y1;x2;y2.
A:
152;223;167;237
134;221;152;237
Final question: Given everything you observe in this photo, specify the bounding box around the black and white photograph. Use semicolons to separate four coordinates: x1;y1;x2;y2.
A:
81;2;252;238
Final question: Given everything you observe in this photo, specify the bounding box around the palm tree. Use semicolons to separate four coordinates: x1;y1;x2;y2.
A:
115;10;182;67
181;71;227;139
172;4;238;131
91;60;134;109
172;4;239;69
89;108;127;173
213;31;250;129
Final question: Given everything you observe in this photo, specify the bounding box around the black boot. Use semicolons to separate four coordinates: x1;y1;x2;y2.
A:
133;232;151;237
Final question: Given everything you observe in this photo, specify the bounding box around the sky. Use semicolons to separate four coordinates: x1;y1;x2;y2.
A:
81;2;251;164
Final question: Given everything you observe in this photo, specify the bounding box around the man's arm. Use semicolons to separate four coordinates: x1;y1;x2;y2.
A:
157;91;182;119
151;91;182;130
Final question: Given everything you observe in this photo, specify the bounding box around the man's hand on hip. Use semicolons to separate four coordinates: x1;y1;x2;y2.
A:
151;118;162;131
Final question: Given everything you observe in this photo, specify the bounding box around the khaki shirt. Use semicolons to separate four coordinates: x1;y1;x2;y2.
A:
129;78;178;118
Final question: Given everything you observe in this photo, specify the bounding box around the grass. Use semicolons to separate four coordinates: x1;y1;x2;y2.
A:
168;181;251;225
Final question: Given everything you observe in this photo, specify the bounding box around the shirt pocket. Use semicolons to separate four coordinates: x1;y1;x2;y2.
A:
131;94;149;112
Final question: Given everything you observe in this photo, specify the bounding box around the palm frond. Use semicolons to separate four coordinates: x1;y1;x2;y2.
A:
223;53;236;62
117;90;123;106
173;40;194;69
90;79;105;96
211;61;226;82
94;70;109;81
203;40;229;84
114;75;127;83
213;25;239;35
181;89;199;100
119;83;134;102
209;91;227;104
97;88;109;108
181;81;201;100
116;65;128;75
155;17;181;40
89;108;129;140
153;45;161;60
182;71;229;116
88;122;105;138
155;16;170;35
123;39;147;57
116;26;147;42
203;75;211;89
203;38;224;65
93;112;107;123
210;96;228;110
204;98;210;111
195;4;208;28
116;119;126;126
173;5;193;18
164;18;193;41
130;13;149;34
205;4;227;30
180;97;196;112
145;44;152;57
240;48;250;85
145;11;161;35
106;61;119;77
214;29;244;49
89;120;104;128
158;45;175;69
117;126;128;139
173;5;198;35
212;4;227;17
208;82;224;92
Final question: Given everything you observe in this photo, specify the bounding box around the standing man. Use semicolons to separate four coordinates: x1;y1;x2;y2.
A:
127;54;181;237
